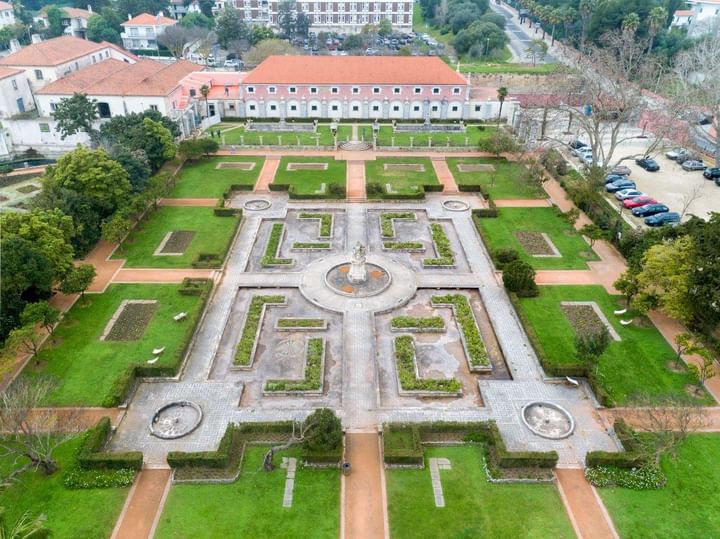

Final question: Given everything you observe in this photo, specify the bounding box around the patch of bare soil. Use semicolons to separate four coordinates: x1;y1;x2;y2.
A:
515;231;555;256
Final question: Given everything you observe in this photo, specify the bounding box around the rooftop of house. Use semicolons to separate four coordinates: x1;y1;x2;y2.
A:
122;12;178;26
674;9;694;16
0;1;13;10
180;71;245;99
242;55;468;86
35;57;202;97
39;6;93;19
0;66;23;81
0;36;133;67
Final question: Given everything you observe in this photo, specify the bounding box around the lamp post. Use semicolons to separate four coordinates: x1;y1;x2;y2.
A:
484;38;490;58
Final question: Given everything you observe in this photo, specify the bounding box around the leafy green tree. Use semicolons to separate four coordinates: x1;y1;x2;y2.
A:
51;93;99;140
302;408;342;453
343;33;365;51
179;12;213;28
101;211;133;246
496;86;508;123
646;6;667;51
0;24;28;51
60;264;96;304
377;17;392;38
453;21;508;56
673;332;703;369
525;38;548;66
244;39;297;65
21;301;60;339
574;326;610;364
179;137;219;160
45;146;131;214
295;11;310;37
579;223;606;248
250;25;274;45
277;0;297;37
621;12;640;37
110;147;151;191
7;324;44;363
116;0;169;18
44;6;66;38
502;260;538;297
215;7;247;48
86;13;121;43
480;129;519;157
635;235;695;324
448;2;482;33
614;270;639;307
0;209;75;278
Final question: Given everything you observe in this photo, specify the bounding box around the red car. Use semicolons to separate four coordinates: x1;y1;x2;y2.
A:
623;195;657;208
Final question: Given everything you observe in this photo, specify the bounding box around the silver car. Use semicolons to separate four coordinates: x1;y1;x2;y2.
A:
615;189;644;200
681;160;706;171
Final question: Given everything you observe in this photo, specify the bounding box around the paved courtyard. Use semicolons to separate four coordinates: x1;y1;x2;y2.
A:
110;192;619;466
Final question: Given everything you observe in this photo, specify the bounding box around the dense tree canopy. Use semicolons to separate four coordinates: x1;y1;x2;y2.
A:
51;93;99;140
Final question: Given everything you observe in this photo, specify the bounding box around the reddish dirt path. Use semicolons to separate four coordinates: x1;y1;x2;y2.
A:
343;432;388;539
111;468;172;539
346;161;367;202
113;268;217;283
255;156;280;192
81;240;124;293
0;408;125;433
159;198;218;206
494;199;551;207
598;407;720;432
556;468;619;539
430;157;459;193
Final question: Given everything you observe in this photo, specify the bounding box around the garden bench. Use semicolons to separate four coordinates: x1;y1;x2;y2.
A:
147;356;159;364
620;319;633;326
174;312;187;321
565;376;579;387
152;346;165;355
614;308;627;315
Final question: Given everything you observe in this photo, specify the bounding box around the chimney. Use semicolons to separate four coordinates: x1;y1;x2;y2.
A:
9;39;20;53
157;10;164;20
31;34;42;44
87;4;92;12
128;13;132;20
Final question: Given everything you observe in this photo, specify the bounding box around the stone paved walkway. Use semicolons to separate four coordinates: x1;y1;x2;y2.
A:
111;468;172;539
255;156;280;192
430;157;459;193
556;468;619;539
343;432;388;539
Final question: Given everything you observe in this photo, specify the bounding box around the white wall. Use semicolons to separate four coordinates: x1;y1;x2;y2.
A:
1;118;91;155
0;8;15;28
36;93;171;118
0;74;35;118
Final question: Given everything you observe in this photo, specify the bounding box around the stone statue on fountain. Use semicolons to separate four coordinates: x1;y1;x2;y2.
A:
348;241;368;284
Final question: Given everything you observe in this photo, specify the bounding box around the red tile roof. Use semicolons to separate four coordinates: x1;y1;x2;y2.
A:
674;9;694;16
0;36;132;67
0;1;13;10
39;6;92;18
122;12;177;26
0;66;22;80
243;56;467;86
35;58;202;96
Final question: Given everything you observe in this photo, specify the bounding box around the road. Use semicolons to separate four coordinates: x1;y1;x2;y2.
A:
489;1;558;64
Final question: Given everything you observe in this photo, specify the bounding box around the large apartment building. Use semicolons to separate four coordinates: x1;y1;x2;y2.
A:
212;0;413;33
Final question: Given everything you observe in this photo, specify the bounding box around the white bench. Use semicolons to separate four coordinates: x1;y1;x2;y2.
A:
620;319;633;326
565;376;580;387
173;312;187;322
152;346;165;355
614;308;627;315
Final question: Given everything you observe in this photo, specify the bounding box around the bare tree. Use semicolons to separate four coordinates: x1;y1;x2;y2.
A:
262;420;312;471
674;26;720;167
679;184;703;220
157;26;206;59
0;379;80;479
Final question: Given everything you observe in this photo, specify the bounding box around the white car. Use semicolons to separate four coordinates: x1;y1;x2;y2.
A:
615;189;644;200
582;154;603;167
573;147;592;158
224;59;240;69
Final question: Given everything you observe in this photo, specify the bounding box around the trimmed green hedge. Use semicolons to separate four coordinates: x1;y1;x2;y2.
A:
277;318;325;328
423;223;455;266
78;417;143;470
179;277;213;296
261;223;293;266
383;425;423;466
298;212;333;237
395;336;462;393
586;419;648;468
265;338;324;392
431;294;489;367
391;316;445;330
301;447;342;465
292;242;331;249
380;211;416;237
383;241;424;250
234;295;286;365
214;207;241;217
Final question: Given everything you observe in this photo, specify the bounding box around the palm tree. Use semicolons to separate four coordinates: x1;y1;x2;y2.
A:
496;86;508;125
578;0;595;39
647;6;667;51
0;508;48;539
562;6;578;42
199;84;210;118
621;12;640;37
548;8;563;45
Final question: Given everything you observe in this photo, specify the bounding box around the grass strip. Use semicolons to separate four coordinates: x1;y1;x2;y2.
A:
391;316;445;330
380;212;416;238
277;319;325;328
383;241;424;250
298;212;333;237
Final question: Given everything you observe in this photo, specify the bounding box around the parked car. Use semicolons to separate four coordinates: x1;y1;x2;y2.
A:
632;203;669;217
224;59;241;69
703;167;720;180
206;55;216;67
611;165;632;176
606;179;636;193
682;160;706;171
645;212;680;227
575;147;593;159
615;188;644;200
665;147;687;160
635;157;660;171
623;196;657;209
568;140;587;150
604;174;626;184
583;155;603;168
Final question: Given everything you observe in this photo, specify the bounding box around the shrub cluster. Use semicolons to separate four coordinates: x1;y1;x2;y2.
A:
64;466;136;489
234;295;286;365
493;248;520;270
265;338;324;392
395;336;462;393
431;295;490;367
298;212;333;237
379;211;416;237
585;465;666;490
383;241;424;250
261;223;293;266
502;260;538;297
423;223;455;266
391;316;445;330
77;417;143;471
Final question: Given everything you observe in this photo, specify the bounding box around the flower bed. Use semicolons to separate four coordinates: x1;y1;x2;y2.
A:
391;316;445;332
515;231;556;256
264;337;324;393
423;223;456;267
103;301;158;341
382;241;425;251
160;230;195;255
291;242;331;250
276;318;327;330
234;295;286;366
431;294;490;369
585;465;666;490
379;211;416;238
561;303;606;335
261;223;293;266
394;335;462;394
298;212;333;238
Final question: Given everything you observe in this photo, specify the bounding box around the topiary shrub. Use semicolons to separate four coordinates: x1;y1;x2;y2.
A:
494;248;519;269
302;408;342;453
502;260;538;297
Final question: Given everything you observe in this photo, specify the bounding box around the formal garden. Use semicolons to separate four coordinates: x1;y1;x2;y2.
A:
271;157;347;198
169;156;264;198
447;157;544;199
513;285;712;406
375;125;496;147
209;123;353;146
475;207;599;270
366;157;441;198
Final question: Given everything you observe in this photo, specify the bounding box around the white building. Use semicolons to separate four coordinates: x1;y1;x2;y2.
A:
168;0;202;20
0;1;15;28
213;0;413;33
33;6;93;39
0;35;136;92
0;66;34;117
672;0;720;35
121;12;178;52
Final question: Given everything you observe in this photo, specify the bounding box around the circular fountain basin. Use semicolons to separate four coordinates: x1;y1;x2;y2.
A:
442;200;470;212
521;401;575;439
243;199;271;211
325;262;391;297
149;401;203;439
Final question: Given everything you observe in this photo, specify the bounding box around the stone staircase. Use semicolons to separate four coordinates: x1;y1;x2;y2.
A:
339;140;372;151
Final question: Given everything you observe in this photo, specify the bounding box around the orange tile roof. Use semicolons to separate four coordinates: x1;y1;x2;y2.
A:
39;6;92;18
0;66;22;80
0;1;13;10
122;12;178;26
35;58;202;96
674;9;693;16
243;56;468;86
0;36;128;67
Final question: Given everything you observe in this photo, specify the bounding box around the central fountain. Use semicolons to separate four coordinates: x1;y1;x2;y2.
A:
347;241;368;284
324;242;391;297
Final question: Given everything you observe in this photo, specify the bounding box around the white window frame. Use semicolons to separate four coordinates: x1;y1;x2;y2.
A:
452;87;461;95
413;87;422;94
372;87;381;94
331;87;339;94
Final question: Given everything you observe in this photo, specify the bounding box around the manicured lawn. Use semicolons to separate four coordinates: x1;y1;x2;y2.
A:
376;125;494;148
460;63;559;74
155;445;339;538
387;445;574;539
0;436;129;538
448;157;544;199
170;156;263;198
515;285;712;406
215;124;352;146
600;434;720;538
23;284;205;406
272;156;346;197
365;157;440;196
475;207;598;269
112;206;239;268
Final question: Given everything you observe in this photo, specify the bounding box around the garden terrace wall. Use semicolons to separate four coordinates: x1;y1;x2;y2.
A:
586;419;647;468
78;417;143;470
383;424;424;466
102;280;213;407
